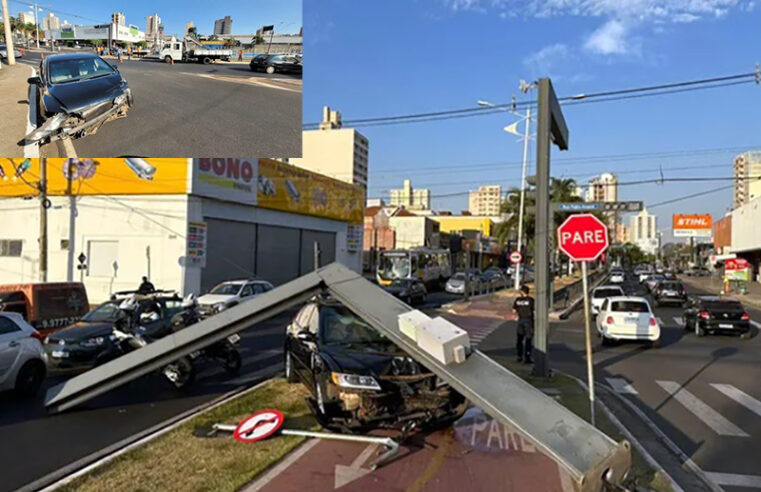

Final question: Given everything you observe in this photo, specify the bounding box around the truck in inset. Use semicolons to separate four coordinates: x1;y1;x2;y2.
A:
147;37;233;64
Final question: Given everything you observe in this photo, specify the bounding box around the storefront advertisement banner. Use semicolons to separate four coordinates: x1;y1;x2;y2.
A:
0;159;188;196
186;222;207;268
256;159;364;224
190;158;258;205
673;214;712;237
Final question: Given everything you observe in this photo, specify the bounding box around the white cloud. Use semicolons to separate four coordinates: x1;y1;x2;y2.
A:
523;43;569;73
583;19;630;55
672;13;700;22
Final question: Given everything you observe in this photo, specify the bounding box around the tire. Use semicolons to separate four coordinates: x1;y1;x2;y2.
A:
266;65;275;74
164;55;172;64
285;351;298;383
683;317;690;331
14;360;45;397
649;338;661;348
164;357;195;389
223;349;242;375
202;56;211;65
601;334;612;346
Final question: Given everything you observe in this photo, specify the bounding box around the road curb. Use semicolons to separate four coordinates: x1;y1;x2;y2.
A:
26;365;282;492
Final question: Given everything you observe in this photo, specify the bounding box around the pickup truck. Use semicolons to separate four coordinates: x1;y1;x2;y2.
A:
146;37;232;64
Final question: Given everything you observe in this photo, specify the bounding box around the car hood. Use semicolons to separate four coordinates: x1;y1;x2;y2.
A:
197;294;234;305
48;74;127;112
321;344;417;378
48;321;113;342
382;285;407;294
447;279;465;287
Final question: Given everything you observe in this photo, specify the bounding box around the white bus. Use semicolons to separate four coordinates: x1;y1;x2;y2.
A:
376;248;452;286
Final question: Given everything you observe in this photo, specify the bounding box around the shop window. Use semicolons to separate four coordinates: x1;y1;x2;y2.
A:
0;240;22;257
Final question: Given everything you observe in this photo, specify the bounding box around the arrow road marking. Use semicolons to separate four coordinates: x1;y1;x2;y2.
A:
673;317;684;327
656;380;749;437
334;443;377;489
606;378;638;394
710;384;761;418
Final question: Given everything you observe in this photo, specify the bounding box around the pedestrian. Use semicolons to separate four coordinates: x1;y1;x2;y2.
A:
238;49;243;61
137;276;155;295
117;45;123;63
127;46;132;61
512;285;535;364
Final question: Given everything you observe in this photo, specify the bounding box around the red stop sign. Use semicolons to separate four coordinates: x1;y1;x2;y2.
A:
557;214;609;262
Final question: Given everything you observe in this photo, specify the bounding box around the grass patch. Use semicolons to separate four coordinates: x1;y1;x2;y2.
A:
60;378;318;492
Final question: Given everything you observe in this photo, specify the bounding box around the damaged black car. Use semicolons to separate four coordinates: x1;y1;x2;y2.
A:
22;53;133;145
284;296;466;431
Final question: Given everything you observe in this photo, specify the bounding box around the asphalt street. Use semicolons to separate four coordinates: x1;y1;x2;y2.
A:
15;50;301;157
0;290;460;492
478;273;761;492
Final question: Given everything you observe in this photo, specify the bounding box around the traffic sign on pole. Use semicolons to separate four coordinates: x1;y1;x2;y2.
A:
557;214;609;262
509;251;523;264
233;409;284;443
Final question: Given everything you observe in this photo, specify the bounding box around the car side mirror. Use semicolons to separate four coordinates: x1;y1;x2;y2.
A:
27;76;41;85
297;330;315;342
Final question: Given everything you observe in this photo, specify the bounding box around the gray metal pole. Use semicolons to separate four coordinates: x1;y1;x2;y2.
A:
66;160;76;282
581;261;596;426
464;243;470;301
313;241;320;270
39;159;48;282
532;80;552;378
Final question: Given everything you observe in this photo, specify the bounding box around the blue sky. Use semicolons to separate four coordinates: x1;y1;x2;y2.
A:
304;0;761;242
7;0;301;36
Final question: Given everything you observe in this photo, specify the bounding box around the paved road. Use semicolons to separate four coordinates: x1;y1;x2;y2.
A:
0;289;460;492
15;50;301;158
479;273;761;492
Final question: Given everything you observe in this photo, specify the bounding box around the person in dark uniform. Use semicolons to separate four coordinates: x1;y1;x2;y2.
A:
138;276;155;295
512;285;535;364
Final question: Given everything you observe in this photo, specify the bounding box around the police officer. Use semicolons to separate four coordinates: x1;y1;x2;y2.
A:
512;284;535;364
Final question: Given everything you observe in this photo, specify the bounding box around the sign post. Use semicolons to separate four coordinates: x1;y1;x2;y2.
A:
557;213;609;426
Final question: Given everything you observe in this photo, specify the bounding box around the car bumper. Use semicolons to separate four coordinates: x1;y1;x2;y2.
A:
602;326;660;341
656;296;686;303
44;344;103;369
445;285;465;294
700;320;750;333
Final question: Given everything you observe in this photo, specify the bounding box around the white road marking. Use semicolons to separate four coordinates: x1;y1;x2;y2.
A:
711;384;761;418
243;439;321;491
606;377;638;394
656;380;749;437
751;320;761;329
334;443;377;489
657;317;665;326
673;317;685;327
704;472;761;488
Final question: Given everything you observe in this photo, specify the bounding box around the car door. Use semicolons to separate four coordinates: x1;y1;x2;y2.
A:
289;304;317;382
240;284;255;302
0;316;24;379
596;299;609;333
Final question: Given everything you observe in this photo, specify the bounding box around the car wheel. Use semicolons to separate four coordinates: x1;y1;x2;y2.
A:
266;65;275;74
164;55;172;64
14;360;45;397
164;357;195;389
683;317;690;331
202;56;212;65
285;351;298;383
601;334;612;346
649;339;661;349
695;322;705;337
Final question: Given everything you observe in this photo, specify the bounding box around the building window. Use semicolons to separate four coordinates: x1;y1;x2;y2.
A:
87;240;119;277
0;240;22;257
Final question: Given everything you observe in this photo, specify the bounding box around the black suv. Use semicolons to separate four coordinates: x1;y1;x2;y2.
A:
44;292;184;370
653;281;687;306
249;54;302;75
381;278;427;305
284;296;466;430
682;296;751;338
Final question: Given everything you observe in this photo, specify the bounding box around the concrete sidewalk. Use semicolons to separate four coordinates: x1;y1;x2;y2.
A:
0;62;37;158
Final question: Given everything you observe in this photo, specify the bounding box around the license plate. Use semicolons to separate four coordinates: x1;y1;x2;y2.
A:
719;323;733;328
625;317;638;323
51;350;69;358
227;334;240;344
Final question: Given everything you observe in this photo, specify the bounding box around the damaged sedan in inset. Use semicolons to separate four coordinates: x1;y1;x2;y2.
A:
21;53;132;145
284;296;466;431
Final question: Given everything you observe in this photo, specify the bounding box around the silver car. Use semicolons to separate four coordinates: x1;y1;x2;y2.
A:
445;273;469;294
0;44;23;60
0;312;47;395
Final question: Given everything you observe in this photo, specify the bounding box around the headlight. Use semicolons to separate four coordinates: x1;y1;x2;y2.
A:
214;302;228;313
23;112;68;143
331;372;381;391
81;336;106;347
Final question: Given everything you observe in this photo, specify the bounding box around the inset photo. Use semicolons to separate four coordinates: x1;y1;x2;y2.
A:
0;1;302;158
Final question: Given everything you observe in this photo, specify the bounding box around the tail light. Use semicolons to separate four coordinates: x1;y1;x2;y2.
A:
650;317;657;327
699;311;710;319
606;316;614;325
741;313;750;321
30;330;45;342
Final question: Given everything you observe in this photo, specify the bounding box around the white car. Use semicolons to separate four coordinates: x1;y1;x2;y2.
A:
645;274;665;292
0;312;47;395
590;285;625;315
609;270;625;283
595;296;660;347
638;272;652;283
198;279;274;315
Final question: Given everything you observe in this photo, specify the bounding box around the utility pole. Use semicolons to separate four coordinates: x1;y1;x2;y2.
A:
313;241;320;270
39;159;48;282
66;160;76;281
33;3;39;48
515;106;531;290
1;0;16;65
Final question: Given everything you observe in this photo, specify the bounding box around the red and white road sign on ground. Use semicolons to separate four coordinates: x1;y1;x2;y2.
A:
234;409;284;443
557;214;609;262
509;251;523;264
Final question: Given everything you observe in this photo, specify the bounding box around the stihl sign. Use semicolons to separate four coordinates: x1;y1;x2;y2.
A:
557;214;609;262
673;214;712;237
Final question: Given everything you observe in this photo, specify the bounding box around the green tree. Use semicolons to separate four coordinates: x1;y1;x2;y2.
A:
136;40;147;48
89;39;102;47
252;33;264;45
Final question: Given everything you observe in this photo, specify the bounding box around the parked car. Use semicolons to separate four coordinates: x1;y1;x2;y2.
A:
653;281;687;306
0;44;23;60
445;272;470;294
43;293;184;371
197;279;274;316
591;285;625;316
638;271;653;283
0;312;46;396
249;53;302;74
682;296;751;338
609;269;625;284
644;274;666;293
595;296;660;347
381;278;427;305
23;53;133;145
0;282;89;336
284;296;467;430
480;269;507;285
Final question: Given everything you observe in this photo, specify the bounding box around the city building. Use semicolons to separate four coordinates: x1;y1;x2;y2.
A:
615;223;629;244
184;20;194;37
733;151;761;209
111;12;126;26
713;214;732;255
389;180;430;210
584;173;618;202
214;16;233;35
366;198;384;207
431;215;495;238
468;185;502;216
731;196;761;281
290;106;369;190
629;208;658;255
225;32;302;53
0;159;364;303
388;214;440;249
17;11;35;24
146;13;161;38
42;13;60;31
363;206;396;271
47;23;145;44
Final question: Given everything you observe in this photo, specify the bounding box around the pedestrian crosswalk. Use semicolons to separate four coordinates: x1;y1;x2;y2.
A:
606;378;761;438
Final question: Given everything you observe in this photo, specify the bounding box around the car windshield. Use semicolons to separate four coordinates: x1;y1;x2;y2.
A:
594;288;623;298
451;273;466;280
81;301;121;322
209;283;242;295
611;301;649;313
661;282;681;290
378;255;410;280
48;57;115;84
321;306;389;345
703;300;743;311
